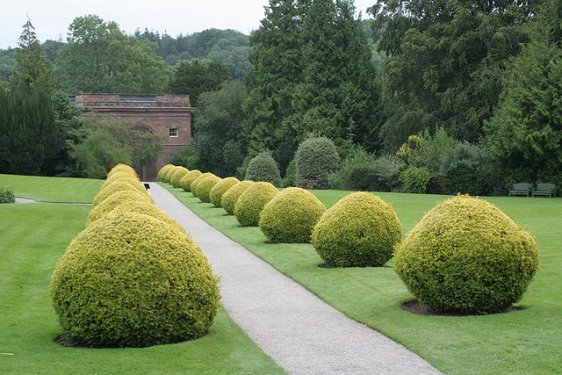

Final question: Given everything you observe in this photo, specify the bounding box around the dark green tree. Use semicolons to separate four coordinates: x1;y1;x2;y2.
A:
485;0;562;183
12;18;57;92
370;0;541;150
0;85;63;175
187;80;247;176
243;0;309;159
56;15;168;94
291;0;380;149
167;59;231;106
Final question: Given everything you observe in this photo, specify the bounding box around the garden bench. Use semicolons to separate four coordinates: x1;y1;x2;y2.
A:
532;183;556;197
509;183;532;197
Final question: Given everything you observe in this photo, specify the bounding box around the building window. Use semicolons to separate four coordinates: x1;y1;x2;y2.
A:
169;128;179;137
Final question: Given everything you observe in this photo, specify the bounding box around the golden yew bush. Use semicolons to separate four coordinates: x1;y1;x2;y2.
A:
191;172;216;197
157;164;175;181
87;189;153;224
395;195;539;314
180;170;203;192
221;180;254;215
50;212;220;347
259;187;325;243
195;175;221;203
169;167;190;188
312;192;401;267
210;177;240;207
234;182;278;226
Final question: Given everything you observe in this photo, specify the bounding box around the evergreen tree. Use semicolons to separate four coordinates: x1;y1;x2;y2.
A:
485;0;562;182
167;59;231;106
291;0;380;149
12;18;56;92
243;0;309;159
0;85;63;174
370;0;541;150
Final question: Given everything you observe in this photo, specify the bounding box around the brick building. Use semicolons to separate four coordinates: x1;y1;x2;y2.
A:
74;94;192;181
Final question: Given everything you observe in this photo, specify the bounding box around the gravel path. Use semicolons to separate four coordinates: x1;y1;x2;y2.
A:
151;183;442;375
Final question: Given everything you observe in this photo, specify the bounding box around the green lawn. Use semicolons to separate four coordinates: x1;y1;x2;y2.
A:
165;184;562;375
0;177;284;374
0;174;103;203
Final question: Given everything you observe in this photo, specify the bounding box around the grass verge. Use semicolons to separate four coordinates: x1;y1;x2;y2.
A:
0;179;284;374
165;184;562;375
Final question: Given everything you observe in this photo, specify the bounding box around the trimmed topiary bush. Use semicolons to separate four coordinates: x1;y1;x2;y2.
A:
0;186;15;204
87;189;153;224
195;175;221;203
101;200;186;234
259;187;326;243
296;136;339;189
311;192;401;267
169;167;190;188
210;177;240;207
163;166;182;183
244;151;282;187
180;170;202;192
158;164;175;182
395;195;540;314
221;180;254;215
234;182;278;226
50;212;220;347
107;164;137;178
100;177;147;197
191;172;216;197
93;180;149;207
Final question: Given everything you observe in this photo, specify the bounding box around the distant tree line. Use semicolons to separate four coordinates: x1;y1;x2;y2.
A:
0;0;560;193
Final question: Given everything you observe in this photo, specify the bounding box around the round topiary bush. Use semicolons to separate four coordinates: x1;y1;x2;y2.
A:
191;172;216;197
99;177;147;198
395;195;540;314
87;189;153;224
221;180;254;215
169;167;190;188
259;187;326;243
158;164;175;182
195;175;221;203
107;164;137;178
163;166;183;184
311;192;401;267
50;212;220;347
244;152;282;187
296;136;339;189
234;182;278;227
0;186;15;204
93;180;149;207
180;170;202;192
210;177;240;207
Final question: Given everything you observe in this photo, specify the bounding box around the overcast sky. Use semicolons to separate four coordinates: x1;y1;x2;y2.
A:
0;0;375;49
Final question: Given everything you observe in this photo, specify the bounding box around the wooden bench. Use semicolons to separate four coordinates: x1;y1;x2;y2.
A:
532;183;556;197
509;183;532;197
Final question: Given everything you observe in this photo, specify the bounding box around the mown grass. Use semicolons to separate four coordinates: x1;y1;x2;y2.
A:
0;174;103;202
165;184;562;375
0;177;284;374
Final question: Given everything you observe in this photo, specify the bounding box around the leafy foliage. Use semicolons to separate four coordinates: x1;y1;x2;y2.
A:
395;195;539;314
168;60;231;106
56;15;168;94
400;167;432;194
209;177;240;207
0;85;64;175
311;192;401;267
169;166;190;188
194;175;221;203
50;211;220;347
295;136;339;189
484;0;562;184
180;170;203;192
188;80;247;176
259;187;326;243
244;151;282;187
190;172;216;197
0;186;15;203
370;0;540;150
221;180;254;215
234;181;278;226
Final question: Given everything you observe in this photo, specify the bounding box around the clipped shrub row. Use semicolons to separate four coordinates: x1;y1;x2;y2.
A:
50;163;220;348
162;163;540;315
